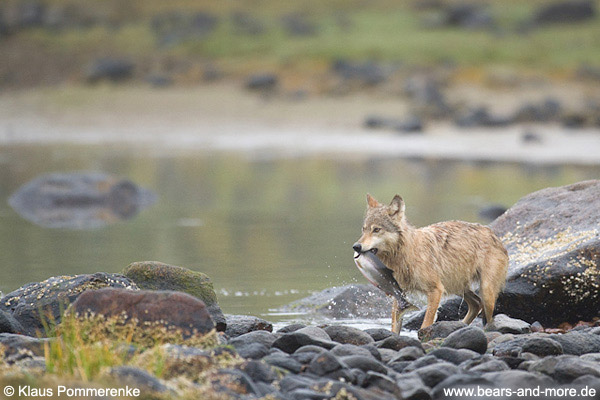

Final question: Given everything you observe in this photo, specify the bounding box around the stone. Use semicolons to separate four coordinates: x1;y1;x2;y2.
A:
418;321;467;341
277;323;305;333
402;355;440;373
364;328;394;341
272;332;337;354
237;343;269;360
0;273;137;336
70;288;215;338
224;315;272;337
240;360;276;383
412;362;459;388
229;330;276;350
0;333;48;360
8;172;156;229
108;366;169;393
549;332;600;355
331;344;374;359
396;375;432;400
469;359;510;373
392;346;425;362
262;353;302;374
532;0;596;25
277;284;393;319
340;355;387;374
123;261;225;331
403;296;469;330
279;374;315;392
442;327;488;354
491;180;600;326
84;58;134;83
486;314;531;334
553;357;600;383
429;348;479;365
483;370;554;388
324;325;374;345
521;337;564;356
581;353;600;362
478;204;508;222
245;73;278;91
306;351;345;377
362;371;399;395
0;310;24;334
431;374;494;398
377;335;423;351
211;368;261;397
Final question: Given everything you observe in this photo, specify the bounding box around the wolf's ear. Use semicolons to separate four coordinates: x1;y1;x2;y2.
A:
367;193;381;208
388;195;405;218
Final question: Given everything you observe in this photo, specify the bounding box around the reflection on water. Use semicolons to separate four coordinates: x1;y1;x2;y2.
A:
0;144;598;322
9;172;156;229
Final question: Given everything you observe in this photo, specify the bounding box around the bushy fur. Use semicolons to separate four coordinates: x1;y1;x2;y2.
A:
354;194;509;331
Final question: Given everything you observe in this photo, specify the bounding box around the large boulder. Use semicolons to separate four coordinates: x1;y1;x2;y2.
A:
276;284;393;319
406;181;600;328
122;261;225;331
70;288;215;342
491;180;600;326
0;273;137;336
9;172;156;229
531;0;596;25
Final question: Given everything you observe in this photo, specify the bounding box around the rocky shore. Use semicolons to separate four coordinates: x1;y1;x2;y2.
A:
0;180;599;399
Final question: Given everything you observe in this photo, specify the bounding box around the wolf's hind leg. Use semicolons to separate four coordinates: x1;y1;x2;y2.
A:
462;290;482;325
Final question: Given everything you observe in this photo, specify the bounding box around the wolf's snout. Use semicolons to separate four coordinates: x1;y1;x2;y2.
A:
352;243;362;253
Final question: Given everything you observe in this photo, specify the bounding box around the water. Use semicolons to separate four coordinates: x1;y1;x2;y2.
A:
1;143;598;328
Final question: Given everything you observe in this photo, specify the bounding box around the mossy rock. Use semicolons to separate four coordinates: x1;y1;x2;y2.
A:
122;261;226;331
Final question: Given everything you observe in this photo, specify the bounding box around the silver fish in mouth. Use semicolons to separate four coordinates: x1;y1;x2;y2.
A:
354;250;416;313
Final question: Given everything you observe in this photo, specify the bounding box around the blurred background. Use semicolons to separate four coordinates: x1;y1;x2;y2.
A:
1;0;599;324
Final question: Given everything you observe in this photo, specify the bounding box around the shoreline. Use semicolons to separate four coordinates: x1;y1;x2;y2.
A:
2;84;600;165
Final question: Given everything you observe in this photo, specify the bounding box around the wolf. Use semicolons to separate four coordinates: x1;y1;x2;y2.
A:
353;194;508;332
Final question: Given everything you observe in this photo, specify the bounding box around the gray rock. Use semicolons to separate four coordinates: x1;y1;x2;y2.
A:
324;325;374;345
430;348;479;365
491;180;600;326
240;360;276;384
340;355;387;374
109;366;169;393
362;371;399;395
277;284;393;319
486;314;531;334
419;321;467;341
377;335;423;351
377;348;399;364
482;369;554;388
245;73;278;91
225;315;272;337
431;374;494;399
581;353;600;362
0;333;48;361
392;346;425;362
229;330;276;350
553;357;600;383
263;353;302;374
469;359;510;373
0;310;24;334
279;374;315;392
306;350;352;381
277;323;306;333
442;327;488;354
84;58;134;83
412;362;461;388
295;326;331;341
403;355;440;373
122;261;225;331
237;343;269;359
549;332;600;355
331;343;374;359
532;0;596;25
272;332;337;354
396;375;432;400
289;389;330;400
403;296;469;330
364;328;394;341
9;172;156;229
521;337;564;356
0;273;137;336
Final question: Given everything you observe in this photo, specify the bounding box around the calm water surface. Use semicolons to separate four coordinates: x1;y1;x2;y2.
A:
1;144;598;326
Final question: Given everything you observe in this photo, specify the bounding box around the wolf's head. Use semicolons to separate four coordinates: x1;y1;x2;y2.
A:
353;194;406;260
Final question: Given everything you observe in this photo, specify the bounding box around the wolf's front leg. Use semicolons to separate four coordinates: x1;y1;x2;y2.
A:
421;285;444;329
391;299;401;334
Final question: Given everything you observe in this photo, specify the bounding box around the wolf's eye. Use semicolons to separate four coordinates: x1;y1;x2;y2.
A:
372;227;381;233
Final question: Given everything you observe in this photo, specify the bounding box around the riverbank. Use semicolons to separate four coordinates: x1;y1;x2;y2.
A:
2;83;600;165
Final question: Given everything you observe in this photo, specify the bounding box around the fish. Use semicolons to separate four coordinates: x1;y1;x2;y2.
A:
354;250;417;313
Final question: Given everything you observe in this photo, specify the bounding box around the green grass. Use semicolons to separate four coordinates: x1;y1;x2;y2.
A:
9;0;600;80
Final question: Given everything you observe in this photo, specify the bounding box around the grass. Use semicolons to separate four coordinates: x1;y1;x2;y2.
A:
6;0;600;85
